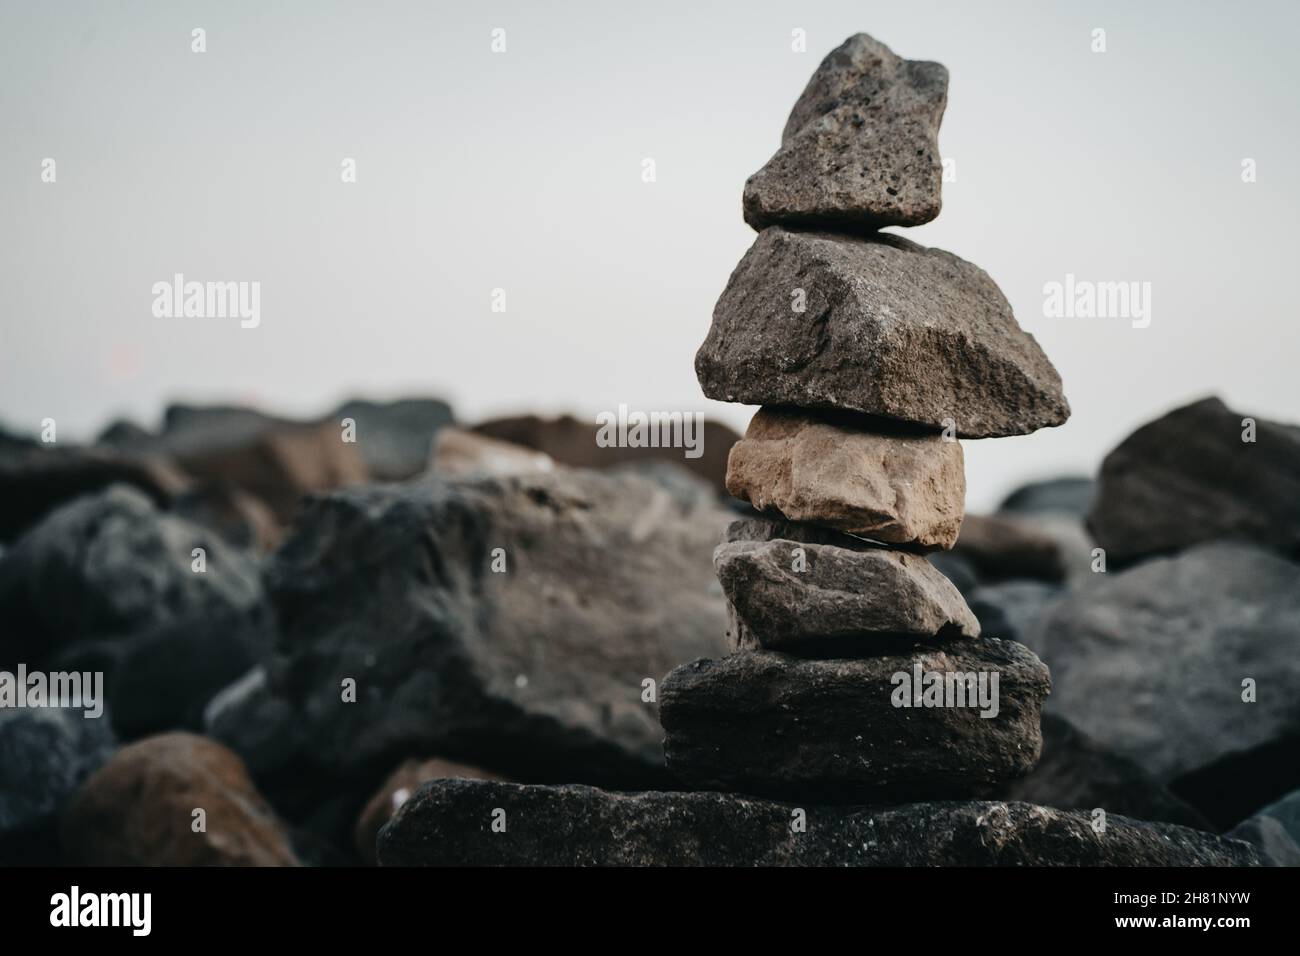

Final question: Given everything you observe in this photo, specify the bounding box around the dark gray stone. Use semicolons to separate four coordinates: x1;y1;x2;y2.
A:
715;537;979;653
743;33;947;232
968;580;1060;645
695;227;1069;437
1227;789;1300;866
999;476;1096;518
661;640;1050;803
210;468;732;805
331;397;455;481
1088;397;1300;564
377;780;1264;866
0;485;264;666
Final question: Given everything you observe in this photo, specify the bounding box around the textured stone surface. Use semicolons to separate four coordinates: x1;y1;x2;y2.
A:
696;228;1069;437
743;33;947;232
661;640;1049;802
61;732;298;866
378;780;1263;867
355;757;506;864
0;485;264;666
715;537;978;653
996;714;1211;830
953;513;1065;581
0;708;115;861
1025;542;1300;819
724;406;964;549
1088;397;1300;564
209;468;732;811
1227;789;1300;866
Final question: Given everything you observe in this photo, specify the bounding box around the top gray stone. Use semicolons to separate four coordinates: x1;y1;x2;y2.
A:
743;33;948;232
696;227;1070;437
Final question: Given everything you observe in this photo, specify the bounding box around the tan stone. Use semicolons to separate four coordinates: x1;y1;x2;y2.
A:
430;427;555;477
725;406;965;550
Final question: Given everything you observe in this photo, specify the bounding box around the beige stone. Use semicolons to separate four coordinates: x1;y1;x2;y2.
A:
725;406;964;550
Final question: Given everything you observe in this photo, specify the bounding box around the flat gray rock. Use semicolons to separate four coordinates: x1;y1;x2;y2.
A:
208;468;733;807
377;780;1263;866
715;536;979;653
743;33;947;232
660;640;1049;803
1088;397;1300;564
1027;541;1300;820
695;227;1069;437
725;406;964;550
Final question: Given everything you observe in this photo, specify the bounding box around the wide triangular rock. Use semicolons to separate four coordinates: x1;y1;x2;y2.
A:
743;33;948;232
696;228;1069;436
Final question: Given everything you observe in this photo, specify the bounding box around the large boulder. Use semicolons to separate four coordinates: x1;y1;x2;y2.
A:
695;228;1069;437
742;33;948;232
1227;789;1300;866
1025;542;1300;826
377;780;1264;866
60;732;298;866
996;714;1211;830
210;468;733;811
661;640;1049;803
724;406;964;549
0;485;264;666
1088;397;1300;564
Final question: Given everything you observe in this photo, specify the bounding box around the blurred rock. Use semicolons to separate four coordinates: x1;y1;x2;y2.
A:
1028;542;1300;823
331;397;455;481
661;640;1048;803
0;708;115;864
999;476;1096;518
211;468;732;816
967;580;1059;645
927;551;978;596
1088;397;1300;564
355;757;505;864
429;427;554;477
0;485;264;666
953;513;1065;582
725;406;964;549
742;32;947;232
1227;789;1300;866
171;481;282;552
0;446;188;543
997;714;1211;830
472;413;738;498
61;732;298;866
378;780;1264;866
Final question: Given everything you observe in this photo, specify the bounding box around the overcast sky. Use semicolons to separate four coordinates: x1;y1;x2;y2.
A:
3;0;1297;509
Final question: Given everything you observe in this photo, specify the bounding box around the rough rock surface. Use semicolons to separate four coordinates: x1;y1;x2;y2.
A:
355;757;506;864
996;714;1211;830
472;413;739;498
661;640;1049;802
743;33;947;232
0;708;116;862
1088;397;1300;564
715;537;978;653
0;485;264;665
377;780;1263;867
696;228;1069;437
1025;542;1300;820
724;406;964;549
210;468;732;807
1227;789;1300;866
953;513;1065;581
60;732;298;866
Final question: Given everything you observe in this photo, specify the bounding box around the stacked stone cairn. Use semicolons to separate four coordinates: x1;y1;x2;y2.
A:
660;33;1071;805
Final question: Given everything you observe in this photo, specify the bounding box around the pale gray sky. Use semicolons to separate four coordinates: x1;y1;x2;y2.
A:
3;0;1297;509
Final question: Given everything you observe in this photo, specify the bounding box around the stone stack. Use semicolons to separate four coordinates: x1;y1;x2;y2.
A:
661;32;1070;804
